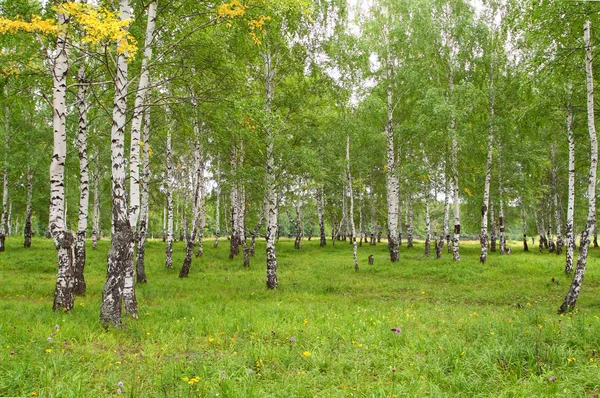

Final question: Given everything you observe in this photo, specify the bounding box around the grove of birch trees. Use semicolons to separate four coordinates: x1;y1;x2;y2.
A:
1;0;599;325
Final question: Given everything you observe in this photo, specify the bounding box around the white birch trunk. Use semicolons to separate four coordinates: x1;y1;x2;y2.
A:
7;201;11;236
423;152;431;256
74;64;89;296
480;63;494;263
228;144;240;259
165;122;174;268
50;8;75;311
521;201;528;251
129;0;156;231
0;108;8;251
318;186;326;246
551;143;564;255
136;105;151;283
91;172;100;250
100;0;135;326
214;153;221;249
385;64;399;262
24;166;33;248
450;78;460;261
560;21;597;313
194;116;206;258
180;136;202;277
565;97;576;273
263;49;278;289
346;134;358;270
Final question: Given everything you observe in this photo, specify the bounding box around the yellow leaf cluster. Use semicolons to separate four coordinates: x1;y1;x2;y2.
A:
0;2;136;57
217;0;248;19
57;2;137;56
0;15;57;35
248;15;270;45
1;64;19;76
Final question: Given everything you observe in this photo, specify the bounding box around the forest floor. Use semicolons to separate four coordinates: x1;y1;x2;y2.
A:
1;237;600;397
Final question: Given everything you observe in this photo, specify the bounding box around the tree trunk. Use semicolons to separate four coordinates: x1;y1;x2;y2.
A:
490;202;497;252
165;122;174;269
136;106;151;283
162;205;166;242
480;75;494;263
180;136;202;278
129;0;156;285
346;134;359;271
450;71;461;261
385;63;399;262
0;112;8;252
405;199;413;248
195;161;206;258
229;145;240;259
498;149;506;255
521;202;528;252
50;9;75;312
214;153;221;249
424;200;431;256
441;177;450;254
91;172;100;250
263;50;278;289
560;21;597;313
24;166;33;248
74;64;89;296
7;201;11;236
565;96;576;273
294;204;302;249
423;152;431;256
101;0;136;326
318;186;326;246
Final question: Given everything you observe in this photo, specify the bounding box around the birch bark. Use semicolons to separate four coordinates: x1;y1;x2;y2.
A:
51;7;75;312
91;172;100;250
263;49;278;289
100;0;136;326
180;137;202;278
318;186;326;246
0;108;8;252
480;66;494;263
346;134;358;271
24;166;33;248
165;121;174;269
74;64;89;296
213;154;221;249
560;21;597;313
385;63;399;262
136;106;151;283
565;98;576;273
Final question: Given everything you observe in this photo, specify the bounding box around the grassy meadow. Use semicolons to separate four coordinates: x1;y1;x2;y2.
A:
1;236;600;397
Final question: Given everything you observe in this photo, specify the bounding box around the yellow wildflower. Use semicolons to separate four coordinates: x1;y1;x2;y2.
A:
303;351;311;357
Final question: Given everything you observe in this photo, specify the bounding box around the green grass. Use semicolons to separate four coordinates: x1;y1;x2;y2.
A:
1;236;600;397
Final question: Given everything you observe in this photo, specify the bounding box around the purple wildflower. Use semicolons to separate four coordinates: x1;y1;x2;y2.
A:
248;369;254;374
221;376;226;381
548;377;556;382
117;388;122;394
390;328;402;334
47;337;52;342
290;337;296;343
54;325;59;330
117;382;124;387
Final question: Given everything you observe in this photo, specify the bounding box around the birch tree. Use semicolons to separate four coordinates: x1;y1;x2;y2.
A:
559;20;597;313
